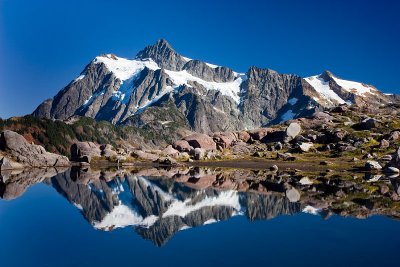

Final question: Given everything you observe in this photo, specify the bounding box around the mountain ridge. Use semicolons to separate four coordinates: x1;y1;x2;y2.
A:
32;39;397;133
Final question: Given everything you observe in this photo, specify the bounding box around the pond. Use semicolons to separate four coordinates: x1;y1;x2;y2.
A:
0;167;399;266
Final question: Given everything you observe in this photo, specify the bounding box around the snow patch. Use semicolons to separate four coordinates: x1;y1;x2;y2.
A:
165;69;245;104
74;75;85;82
302;205;320;215
305;76;346;104
332;76;375;96
94;55;159;82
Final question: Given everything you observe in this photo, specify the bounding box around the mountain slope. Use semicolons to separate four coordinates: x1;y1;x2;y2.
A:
33;39;396;133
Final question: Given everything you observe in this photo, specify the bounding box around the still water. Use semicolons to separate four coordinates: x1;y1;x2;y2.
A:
0;167;399;267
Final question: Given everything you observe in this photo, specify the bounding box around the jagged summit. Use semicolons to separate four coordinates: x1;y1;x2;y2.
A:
32;39;397;133
136;38;187;71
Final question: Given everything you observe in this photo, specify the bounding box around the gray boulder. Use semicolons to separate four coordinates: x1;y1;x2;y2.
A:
285;122;301;141
286;187;301;202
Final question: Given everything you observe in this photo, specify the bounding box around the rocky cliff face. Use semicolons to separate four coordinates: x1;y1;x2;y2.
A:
33;39;397;134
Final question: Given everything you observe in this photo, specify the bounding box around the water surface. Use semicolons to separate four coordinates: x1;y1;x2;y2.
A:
0;167;399;267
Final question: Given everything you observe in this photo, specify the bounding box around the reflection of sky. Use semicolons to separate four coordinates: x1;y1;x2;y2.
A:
1;182;400;267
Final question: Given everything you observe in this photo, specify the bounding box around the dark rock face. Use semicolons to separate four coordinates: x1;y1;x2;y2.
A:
182;60;235;82
33;62;119;120
0;130;69;168
136;39;187;71
239;67;312;129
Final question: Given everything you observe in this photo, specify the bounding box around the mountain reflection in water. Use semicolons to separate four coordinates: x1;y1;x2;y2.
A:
1;166;400;247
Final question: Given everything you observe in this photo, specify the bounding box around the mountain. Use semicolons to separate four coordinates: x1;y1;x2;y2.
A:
33;39;396;133
46;169;301;246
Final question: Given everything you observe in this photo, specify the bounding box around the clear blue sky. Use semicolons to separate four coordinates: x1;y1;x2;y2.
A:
1;0;399;119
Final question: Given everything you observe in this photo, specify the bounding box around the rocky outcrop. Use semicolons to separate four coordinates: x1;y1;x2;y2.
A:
0;130;69;168
70;142;101;163
183;133;216;150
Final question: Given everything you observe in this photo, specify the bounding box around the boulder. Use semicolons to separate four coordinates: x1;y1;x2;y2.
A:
379;139;390;149
162;145;180;156
353;118;378;130
0;156;23;170
132;150;159;161
285;122;301;141
100;144;117;158
0;130;69;168
236;131;251;143
155;157;177;166
313;112;333;121
269;165;279;172
384;167;400;174
213;132;237;149
249;128;274;141
183;133;216;150
365;160;382;171
389;131;400;142
173;140;193;152
70;142;101;163
193;148;205;160
286;187;301;202
298;142;314;152
299;177;313;185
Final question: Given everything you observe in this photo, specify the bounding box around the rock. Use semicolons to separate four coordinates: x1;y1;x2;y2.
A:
351;157;359;162
100;144;117;158
248;128;274;141
193;148;205;160
0;130;69;168
389;131;400;141
269;165;278;172
299;177;313;185
313;112;333;121
132;150;159;161
173;140;193;153
380;184;390;195
298;142;313;152
0;157;23;170
236;131;251;142
380;155;392;161
71;142;101;163
365;160;382;171
162;145;180;156
330;105;348;113
362;153;374;159
213;132;237;149
285;122;301;141
379;139;390;149
155;157;176;165
320;161;330;165
183;133;216;150
275;142;283;150
286;187;301;202
353;118;378;130
384;167;400;174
